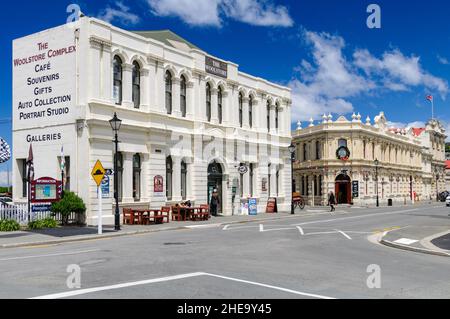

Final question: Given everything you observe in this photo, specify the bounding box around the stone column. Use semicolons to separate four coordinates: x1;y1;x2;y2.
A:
101;43;112;103
172;77;181;117
186;81;195;119
172;156;182;202
242;97;250;129
122;63;133;108
141;153;150;203
122;153;134;203
140;68;150;112
270;104;276;135
211;88;219;124
89;41;101;102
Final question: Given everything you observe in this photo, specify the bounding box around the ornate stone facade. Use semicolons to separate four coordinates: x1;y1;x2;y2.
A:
292;112;447;207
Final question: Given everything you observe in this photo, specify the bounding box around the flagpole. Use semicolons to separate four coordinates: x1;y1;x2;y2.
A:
432;99;434;120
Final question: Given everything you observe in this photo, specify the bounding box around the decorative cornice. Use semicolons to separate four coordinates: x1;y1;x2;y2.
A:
89;36;112;49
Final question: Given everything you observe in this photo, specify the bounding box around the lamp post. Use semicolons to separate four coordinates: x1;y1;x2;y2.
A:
288;142;296;215
436;170;440;202
374;159;379;207
109;112;122;231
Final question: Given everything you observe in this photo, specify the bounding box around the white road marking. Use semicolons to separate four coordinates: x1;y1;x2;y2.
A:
259;224;264;232
0;249;101;262
222;225;229;231
261;227;299;233
304;231;340;236
222;225;259;231
297;226;304;235
204;273;335;299
185;224;221;229
393;238;419;245
292;208;419;227
335;230;352;240
31;272;335;300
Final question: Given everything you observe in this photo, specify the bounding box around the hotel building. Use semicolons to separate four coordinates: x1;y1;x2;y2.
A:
292;112;447;206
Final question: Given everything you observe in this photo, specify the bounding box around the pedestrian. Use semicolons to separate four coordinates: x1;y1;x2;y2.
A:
210;189;220;217
328;191;336;212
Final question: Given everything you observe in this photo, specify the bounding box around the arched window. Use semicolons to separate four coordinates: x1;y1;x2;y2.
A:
275;103;279;132
132;62;140;108
218;87;223;124
113;56;123;105
133;154;141;201
338;139;348;148
114;152;123;202
180;75;187;117
206;83;212;122
165;71;172;114
239;93;243;128
181;161;187;200
267;100;271;132
166;156;173;200
249;96;253;128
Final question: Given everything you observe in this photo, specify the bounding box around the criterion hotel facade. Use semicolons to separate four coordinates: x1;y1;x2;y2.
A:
12;17;292;224
292;113;447;206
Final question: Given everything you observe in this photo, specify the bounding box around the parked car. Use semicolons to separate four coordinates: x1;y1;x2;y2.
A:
0;197;12;203
446;196;450;207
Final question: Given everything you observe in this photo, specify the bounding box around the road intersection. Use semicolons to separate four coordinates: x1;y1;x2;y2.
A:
0;204;449;299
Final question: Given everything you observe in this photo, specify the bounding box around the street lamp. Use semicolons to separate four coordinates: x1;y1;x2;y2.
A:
288;142;296;215
109;112;122;231
374;159;379;207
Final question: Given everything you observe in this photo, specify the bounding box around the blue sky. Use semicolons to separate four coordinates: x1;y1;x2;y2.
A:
1;0;450;184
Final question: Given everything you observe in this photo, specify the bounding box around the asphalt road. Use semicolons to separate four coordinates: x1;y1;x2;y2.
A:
0;204;449;299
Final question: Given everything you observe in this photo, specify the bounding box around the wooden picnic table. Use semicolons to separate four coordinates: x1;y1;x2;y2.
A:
128;209;169;225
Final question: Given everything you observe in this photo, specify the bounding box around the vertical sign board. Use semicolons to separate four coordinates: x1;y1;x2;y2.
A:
13;25;77;132
154;175;164;197
266;198;278;213
248;198;258;216
352;181;359;199
101;176;110;199
91;160;106;235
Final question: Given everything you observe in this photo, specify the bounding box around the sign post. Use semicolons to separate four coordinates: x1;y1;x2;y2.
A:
91;160;106;235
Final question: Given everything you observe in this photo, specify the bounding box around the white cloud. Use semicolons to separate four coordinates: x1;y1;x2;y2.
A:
289;31;374;121
354;49;448;98
98;1;141;25
146;0;293;27
289;30;449;123
438;55;449;65
0;170;12;187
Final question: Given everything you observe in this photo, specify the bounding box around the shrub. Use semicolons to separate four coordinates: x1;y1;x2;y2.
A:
51;191;86;226
0;219;20;232
28;218;58;230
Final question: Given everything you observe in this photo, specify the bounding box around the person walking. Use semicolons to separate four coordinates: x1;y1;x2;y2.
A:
328;191;336;213
210;189;220;217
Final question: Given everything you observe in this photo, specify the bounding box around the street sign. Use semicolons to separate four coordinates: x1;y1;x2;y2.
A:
101;176;110;199
105;169;114;176
352;181;359;198
91;160;106;187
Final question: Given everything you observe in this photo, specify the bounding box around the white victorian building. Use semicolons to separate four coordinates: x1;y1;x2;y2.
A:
12;17;292;225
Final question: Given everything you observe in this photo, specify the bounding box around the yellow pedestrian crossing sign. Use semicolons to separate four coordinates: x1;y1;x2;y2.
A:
91;160;106;187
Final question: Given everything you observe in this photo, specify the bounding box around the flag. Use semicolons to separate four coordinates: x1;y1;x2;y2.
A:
0;137;11;164
60;146;65;171
27;144;34;181
426;95;433;102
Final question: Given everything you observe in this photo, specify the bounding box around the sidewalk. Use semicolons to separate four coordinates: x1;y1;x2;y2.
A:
381;226;450;257
0;211;308;249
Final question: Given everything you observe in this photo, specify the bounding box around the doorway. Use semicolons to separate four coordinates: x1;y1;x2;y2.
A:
207;161;223;215
335;174;351;204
